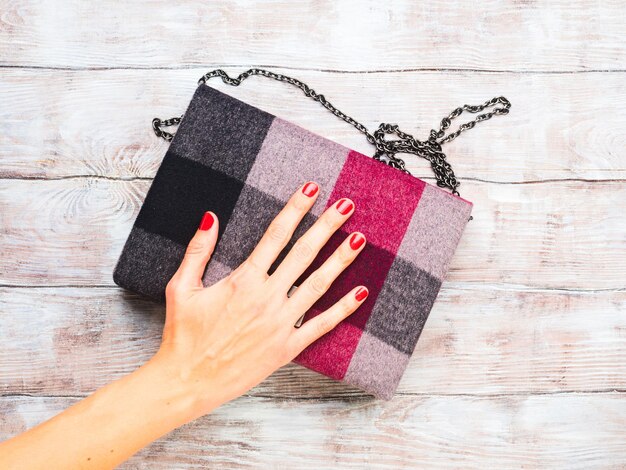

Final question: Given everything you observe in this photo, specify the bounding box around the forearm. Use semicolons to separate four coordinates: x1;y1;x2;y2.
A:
0;356;203;469
0;183;366;468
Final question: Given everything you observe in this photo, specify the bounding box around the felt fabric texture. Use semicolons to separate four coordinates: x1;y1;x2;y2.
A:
113;227;185;302
343;331;411;400
245;117;348;217
113;84;473;400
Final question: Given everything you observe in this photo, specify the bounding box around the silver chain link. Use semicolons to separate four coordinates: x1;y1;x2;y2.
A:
152;68;511;196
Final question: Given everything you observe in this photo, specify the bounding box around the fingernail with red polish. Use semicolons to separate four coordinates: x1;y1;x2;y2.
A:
355;287;369;302
302;182;319;197
336;198;354;215
349;233;365;250
199;212;214;231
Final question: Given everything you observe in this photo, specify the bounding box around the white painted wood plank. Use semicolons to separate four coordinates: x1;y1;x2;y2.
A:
1;2;624;466
1;1;625;71
0;178;623;289
1;393;624;469
1;69;625;182
1;287;623;397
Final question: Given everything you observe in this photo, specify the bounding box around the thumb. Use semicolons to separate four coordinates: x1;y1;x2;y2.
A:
174;211;219;290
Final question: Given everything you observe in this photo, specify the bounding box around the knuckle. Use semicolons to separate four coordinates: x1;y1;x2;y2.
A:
226;262;260;292
226;268;245;291
267;221;290;245
291;194;309;211
292;238;315;264
165;276;182;298
308;272;330;296
185;238;206;257
241;257;262;275
225;273;239;291
340;296;354;315
316;316;334;337
337;244;355;267
281;346;297;365
245;259;270;282
321;212;338;230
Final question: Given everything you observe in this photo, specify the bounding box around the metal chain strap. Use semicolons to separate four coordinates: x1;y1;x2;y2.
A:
152;68;511;195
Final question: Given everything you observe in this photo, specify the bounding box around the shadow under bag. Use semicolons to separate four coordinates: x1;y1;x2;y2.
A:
113;69;510;399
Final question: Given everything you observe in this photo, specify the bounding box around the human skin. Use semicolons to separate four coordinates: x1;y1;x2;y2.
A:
0;181;368;469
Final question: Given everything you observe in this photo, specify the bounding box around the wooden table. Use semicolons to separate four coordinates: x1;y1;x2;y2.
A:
1;1;625;468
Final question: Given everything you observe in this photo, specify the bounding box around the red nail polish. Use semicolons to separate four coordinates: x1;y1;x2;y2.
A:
349;233;365;250
199;212;214;231
336;198;354;215
302;182;319;197
355;287;369;301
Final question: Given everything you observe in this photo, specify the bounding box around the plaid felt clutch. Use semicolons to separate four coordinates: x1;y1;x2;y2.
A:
113;69;510;399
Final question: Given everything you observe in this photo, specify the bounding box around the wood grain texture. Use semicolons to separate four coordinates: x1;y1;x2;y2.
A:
1;0;626;71
1;393;625;469
1;287;624;398
2;0;626;467
0;178;624;289
1;68;625;182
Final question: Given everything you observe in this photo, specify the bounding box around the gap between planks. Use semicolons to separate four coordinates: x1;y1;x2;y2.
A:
1;175;625;185
2;64;626;74
3;390;625;401
0;283;624;293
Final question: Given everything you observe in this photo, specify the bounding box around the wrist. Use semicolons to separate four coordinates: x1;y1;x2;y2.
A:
142;350;222;424
130;355;201;429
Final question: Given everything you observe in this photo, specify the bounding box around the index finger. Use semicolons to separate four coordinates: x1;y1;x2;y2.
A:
246;181;319;274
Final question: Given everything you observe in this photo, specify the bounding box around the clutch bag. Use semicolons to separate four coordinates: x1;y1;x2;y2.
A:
113;69;510;399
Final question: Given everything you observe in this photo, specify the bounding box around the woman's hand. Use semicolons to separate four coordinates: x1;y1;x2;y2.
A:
0;181;368;469
153;181;368;420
